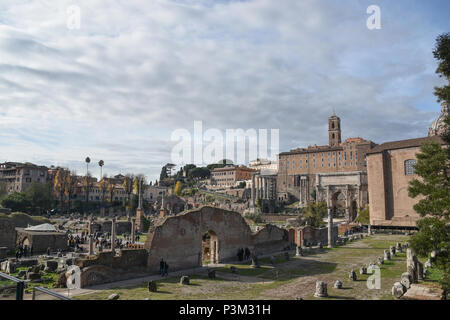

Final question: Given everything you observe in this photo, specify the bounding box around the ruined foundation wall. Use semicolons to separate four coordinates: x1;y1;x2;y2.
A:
252;224;290;254
77;249;148;269
0;218;16;250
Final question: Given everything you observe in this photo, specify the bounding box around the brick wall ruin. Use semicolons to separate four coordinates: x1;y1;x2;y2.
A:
0;217;16;250
145;206;289;273
77;249;148;287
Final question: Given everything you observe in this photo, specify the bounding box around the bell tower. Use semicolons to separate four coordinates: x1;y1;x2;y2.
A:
328;113;341;147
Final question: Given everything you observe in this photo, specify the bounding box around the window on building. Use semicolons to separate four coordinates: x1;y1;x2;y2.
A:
404;159;417;175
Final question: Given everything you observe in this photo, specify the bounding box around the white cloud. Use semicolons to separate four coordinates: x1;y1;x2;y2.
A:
0;0;447;180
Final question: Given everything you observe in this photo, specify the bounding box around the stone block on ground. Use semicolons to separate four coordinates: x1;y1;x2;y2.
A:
180;275;190;285
147;280;157;292
314;281;328;298
334;280;342;289
392;282;406;299
108;293;120;300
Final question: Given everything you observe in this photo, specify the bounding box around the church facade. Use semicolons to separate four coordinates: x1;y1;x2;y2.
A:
366;102;447;227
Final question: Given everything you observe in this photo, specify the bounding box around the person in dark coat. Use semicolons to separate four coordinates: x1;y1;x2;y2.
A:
159;258;165;276
164;262;169;277
244;248;250;260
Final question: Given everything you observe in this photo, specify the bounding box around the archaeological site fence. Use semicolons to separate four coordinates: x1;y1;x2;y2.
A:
0;271;24;300
32;286;72;300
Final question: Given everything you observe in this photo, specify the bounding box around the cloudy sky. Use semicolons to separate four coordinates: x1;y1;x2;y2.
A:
0;0;449;181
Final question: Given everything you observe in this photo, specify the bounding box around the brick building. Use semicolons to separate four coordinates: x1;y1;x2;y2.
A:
277;114;377;211
210;165;256;188
0;162;49;193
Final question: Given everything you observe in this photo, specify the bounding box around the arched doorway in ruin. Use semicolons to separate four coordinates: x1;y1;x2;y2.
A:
22;237;30;247
201;230;219;265
331;191;346;218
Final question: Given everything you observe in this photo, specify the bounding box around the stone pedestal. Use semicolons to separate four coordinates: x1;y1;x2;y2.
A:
136;208;144;232
359;266;367;275
334;280;342;289
392;282;406;299
314;281;328;297
349;270;357;281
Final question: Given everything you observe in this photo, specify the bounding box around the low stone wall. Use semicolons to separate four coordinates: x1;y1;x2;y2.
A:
299;225;338;246
77;249;148;270
260;215;297;223
0;218;16;250
77;249;148;288
253;224;290;253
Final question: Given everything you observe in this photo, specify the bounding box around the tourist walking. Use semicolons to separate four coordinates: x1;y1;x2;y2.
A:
164;262;169;277
160;258;165;276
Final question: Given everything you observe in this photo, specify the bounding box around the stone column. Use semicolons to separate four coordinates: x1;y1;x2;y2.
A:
328;208;333;248
299;179;303;204
251;174;256;208
111;218;116;254
264;177;268;199
259;176;263;199
131;218;136;244
88;234;94;255
306;178;309;202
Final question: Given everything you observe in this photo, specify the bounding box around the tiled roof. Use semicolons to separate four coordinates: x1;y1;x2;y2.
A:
367;136;445;155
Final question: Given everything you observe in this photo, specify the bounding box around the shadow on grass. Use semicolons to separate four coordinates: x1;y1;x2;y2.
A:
152;290;172;294
327;295;357;300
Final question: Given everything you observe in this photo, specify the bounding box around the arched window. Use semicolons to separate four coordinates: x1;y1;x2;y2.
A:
404;159;417;175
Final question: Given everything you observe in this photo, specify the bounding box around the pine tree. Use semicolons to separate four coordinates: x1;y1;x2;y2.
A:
408;32;450;296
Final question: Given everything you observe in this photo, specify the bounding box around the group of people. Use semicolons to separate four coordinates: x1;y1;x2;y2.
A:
67;234;86;248
15;245;33;259
237;247;251;261
159;258;169;277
